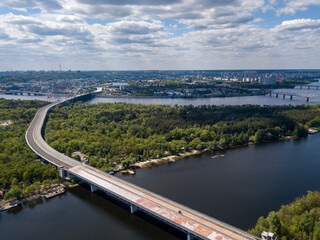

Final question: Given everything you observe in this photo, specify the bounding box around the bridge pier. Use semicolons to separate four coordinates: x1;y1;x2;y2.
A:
66;171;75;180
307;97;309;102
58;166;66;180
269;92;272;97
300;85;303;89
187;233;194;240
308;86;310;90
290;95;293;100
130;204;138;214
90;185;98;192
276;93;278;98
317;86;319;90
283;94;285;99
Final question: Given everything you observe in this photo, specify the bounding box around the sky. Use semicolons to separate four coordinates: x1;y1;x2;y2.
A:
0;0;319;71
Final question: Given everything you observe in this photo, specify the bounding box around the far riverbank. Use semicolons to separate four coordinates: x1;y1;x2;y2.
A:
117;129;319;175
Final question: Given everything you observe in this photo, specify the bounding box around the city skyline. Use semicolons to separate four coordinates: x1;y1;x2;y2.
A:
0;0;320;71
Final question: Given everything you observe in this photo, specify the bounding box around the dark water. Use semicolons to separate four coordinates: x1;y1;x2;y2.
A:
0;187;178;240
1;135;320;239
118;134;320;230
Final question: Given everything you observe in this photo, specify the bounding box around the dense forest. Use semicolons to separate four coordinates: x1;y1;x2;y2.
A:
45;102;320;172
0;99;59;200
249;191;320;240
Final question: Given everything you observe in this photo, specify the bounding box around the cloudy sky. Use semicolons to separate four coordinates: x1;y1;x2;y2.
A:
0;0;319;70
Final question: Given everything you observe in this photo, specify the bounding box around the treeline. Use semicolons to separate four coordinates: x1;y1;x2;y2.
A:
0;99;59;200
45;102;320;171
249;191;320;240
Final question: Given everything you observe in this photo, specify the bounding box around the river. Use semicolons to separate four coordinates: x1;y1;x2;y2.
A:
2;88;320;106
1;86;320;239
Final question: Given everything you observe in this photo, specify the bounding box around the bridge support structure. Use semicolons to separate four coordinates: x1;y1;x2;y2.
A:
90;185;98;192
58;166;66;180
283;94;285;99
187;233;194;240
130;204;138;214
307;97;309;102
276;93;278;98
290;95;293;100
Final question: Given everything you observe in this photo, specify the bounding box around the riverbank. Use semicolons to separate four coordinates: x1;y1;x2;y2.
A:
117;131;320;175
133;150;202;169
0;184;66;212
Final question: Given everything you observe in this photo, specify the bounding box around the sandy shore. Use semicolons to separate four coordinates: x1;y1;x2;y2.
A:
133;150;202;169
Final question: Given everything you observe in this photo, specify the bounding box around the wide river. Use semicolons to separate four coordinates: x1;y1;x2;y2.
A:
1;85;320;240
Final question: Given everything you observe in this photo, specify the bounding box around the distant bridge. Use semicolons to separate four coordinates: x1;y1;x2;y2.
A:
4;90;46;96
26;91;260;240
270;89;320;102
297;85;320;90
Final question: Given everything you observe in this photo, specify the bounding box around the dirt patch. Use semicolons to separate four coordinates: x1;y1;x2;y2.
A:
0;120;13;126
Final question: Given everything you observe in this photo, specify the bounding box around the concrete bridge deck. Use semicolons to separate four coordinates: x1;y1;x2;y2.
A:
25;92;260;240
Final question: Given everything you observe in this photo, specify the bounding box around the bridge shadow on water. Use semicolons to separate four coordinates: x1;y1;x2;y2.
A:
76;182;195;240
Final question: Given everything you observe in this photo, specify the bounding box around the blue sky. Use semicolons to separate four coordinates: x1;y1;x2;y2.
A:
0;0;319;70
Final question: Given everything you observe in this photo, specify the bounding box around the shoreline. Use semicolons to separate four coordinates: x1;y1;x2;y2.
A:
0;184;68;212
117;131;319;175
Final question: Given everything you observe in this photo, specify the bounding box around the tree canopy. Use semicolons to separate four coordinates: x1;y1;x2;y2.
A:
249;191;320;240
45;102;320;171
0;99;59;200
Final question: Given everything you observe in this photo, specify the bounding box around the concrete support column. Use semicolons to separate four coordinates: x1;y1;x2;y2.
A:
130;205;138;214
307;97;309;102
269;92;272;97
300;85;302;89
276;93;278;98
90;185;98;192
58;166;66;180
283;94;285;99
290;95;293;100
187;233;194;240
317;86;319;90
66;172;74;180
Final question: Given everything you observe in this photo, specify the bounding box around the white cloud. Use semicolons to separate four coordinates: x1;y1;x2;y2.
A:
0;1;320;70
0;0;62;11
0;0;264;29
275;18;320;31
277;0;320;15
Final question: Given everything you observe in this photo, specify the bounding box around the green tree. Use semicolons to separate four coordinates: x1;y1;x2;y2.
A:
4;186;22;200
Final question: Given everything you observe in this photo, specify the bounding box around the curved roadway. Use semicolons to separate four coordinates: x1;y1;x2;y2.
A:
26;100;81;169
